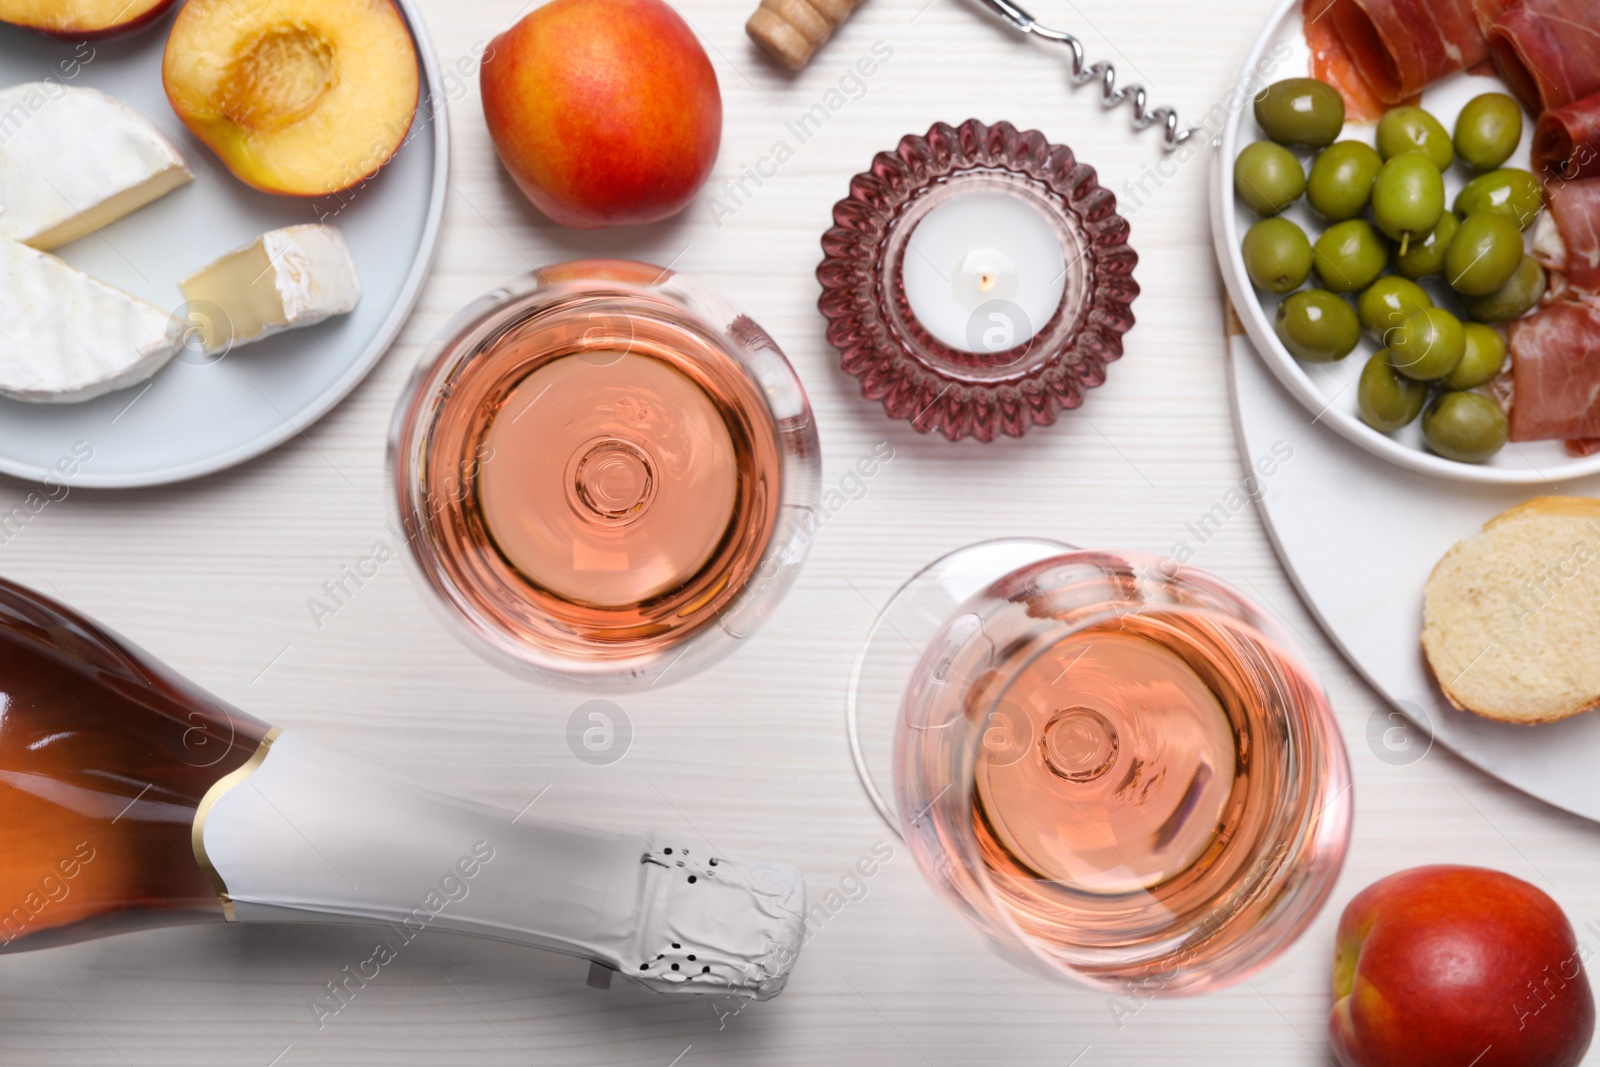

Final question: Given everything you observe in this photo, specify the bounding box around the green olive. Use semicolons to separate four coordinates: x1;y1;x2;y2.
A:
1275;289;1361;362
1394;210;1459;279
1357;276;1432;342
1460;254;1548;322
1445;211;1524;296
1358;350;1430;432
1423;391;1508;463
1307;140;1383;220
1453;93;1523;171
1313;219;1389;292
1444;323;1507;389
1234;141;1306;215
1254;78;1345;148
1389;306;1465;381
1454;168;1544;230
1371;154;1445;252
1242;217;1313;293
1376;106;1455;170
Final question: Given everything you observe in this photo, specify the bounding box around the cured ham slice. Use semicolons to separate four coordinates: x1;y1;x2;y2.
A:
1468;0;1517;35
1328;0;1509;104
1513;181;1600;447
1507;299;1600;441
1487;0;1600;114
1305;0;1390;121
1533;91;1600;183
1531;178;1600;293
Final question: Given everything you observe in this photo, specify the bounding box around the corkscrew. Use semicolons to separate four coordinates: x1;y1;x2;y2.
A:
969;0;1196;150
745;0;1194;149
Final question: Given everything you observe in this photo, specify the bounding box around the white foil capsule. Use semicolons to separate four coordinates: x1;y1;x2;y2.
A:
198;730;806;999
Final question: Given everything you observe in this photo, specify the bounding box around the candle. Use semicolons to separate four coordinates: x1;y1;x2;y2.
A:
818;119;1136;442
901;191;1068;355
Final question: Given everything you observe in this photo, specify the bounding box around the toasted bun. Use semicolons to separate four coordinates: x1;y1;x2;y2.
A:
1422;496;1600;724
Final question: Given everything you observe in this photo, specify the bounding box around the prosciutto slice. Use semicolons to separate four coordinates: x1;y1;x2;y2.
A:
1487;0;1600;114
1533;91;1600;183
1305;0;1391;120
1508;298;1600;441
1508;178;1600;445
1531;178;1600;293
1328;0;1509;104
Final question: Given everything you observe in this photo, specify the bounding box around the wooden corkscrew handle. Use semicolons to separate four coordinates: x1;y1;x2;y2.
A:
746;0;867;70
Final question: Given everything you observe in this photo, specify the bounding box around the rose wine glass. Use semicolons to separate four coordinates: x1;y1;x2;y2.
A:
390;260;821;689
847;539;1351;993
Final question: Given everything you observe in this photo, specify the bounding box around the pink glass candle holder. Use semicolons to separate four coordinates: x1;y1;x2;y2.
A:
817;119;1138;443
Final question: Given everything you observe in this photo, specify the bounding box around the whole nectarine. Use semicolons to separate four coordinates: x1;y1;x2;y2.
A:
479;0;722;228
1331;866;1595;1067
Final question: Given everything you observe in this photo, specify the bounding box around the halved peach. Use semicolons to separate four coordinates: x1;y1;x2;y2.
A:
0;0;178;38
161;0;419;197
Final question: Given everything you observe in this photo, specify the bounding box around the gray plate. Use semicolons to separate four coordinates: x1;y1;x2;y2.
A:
0;2;447;487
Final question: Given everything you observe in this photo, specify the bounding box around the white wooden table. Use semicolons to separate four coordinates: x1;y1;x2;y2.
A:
7;0;1600;1063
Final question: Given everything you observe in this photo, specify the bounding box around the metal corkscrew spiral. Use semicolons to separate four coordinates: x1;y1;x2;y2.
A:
971;0;1197;151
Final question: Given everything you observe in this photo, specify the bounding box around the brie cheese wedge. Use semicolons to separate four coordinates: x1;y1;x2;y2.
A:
179;225;362;354
0;83;192;251
0;239;180;403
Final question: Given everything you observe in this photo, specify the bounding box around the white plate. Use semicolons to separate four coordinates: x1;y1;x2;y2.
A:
0;4;447;488
1210;0;1600;486
1229;318;1600;822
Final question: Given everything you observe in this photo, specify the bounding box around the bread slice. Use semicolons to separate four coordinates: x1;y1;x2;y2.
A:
1422;496;1600;724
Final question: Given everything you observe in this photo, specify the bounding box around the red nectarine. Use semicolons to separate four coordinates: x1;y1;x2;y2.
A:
1331;866;1594;1067
479;0;722;228
162;0;420;197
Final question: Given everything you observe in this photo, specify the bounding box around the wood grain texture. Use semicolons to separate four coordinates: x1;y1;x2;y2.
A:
5;0;1600;1064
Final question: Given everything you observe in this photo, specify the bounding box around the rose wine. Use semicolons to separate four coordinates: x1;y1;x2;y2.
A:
392;262;820;686
968;613;1326;959
479;351;744;608
897;551;1350;991
0;581;269;951
973;626;1241;898
0;577;806;998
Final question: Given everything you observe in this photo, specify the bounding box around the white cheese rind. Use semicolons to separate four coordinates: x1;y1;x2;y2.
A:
0;239;180;403
265;225;363;328
179;225;362;354
0;82;191;251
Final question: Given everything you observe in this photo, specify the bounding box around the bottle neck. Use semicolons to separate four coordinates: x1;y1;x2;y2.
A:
196;730;805;999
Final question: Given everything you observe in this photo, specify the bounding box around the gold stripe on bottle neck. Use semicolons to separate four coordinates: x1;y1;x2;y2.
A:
190;726;282;922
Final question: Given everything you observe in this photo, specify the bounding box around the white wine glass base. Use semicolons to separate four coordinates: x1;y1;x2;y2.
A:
844;537;1075;835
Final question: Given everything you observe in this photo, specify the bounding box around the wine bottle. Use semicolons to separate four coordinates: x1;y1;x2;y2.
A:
0;577;805;998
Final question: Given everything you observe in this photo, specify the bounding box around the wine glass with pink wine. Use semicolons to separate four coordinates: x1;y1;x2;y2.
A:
390;259;822;690
847;539;1352;993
